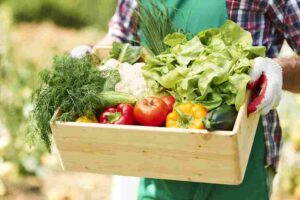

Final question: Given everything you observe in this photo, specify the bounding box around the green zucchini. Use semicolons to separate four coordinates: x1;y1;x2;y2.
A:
98;91;137;107
203;105;238;131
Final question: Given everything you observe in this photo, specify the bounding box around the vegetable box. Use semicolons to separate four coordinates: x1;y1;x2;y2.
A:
50;47;260;185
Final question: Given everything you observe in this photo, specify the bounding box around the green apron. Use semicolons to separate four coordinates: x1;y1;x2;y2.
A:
138;0;269;199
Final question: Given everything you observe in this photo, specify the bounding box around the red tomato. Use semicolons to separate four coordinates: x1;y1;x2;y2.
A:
161;95;175;113
134;97;168;126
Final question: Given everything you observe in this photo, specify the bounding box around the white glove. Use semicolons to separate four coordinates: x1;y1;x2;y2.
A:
247;57;282;115
70;45;93;59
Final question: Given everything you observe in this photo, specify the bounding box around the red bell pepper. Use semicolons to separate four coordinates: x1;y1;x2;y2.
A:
99;104;135;125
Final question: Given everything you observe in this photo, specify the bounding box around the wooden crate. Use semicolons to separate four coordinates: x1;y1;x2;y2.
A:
50;47;260;185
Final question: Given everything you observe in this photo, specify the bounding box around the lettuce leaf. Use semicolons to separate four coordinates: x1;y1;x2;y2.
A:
143;20;266;110
229;74;251;110
164;32;187;47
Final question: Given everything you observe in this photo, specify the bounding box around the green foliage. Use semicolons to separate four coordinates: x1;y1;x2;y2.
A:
0;46;45;176
137;0;176;55
9;0;117;29
143;21;265;111
111;42;142;64
30;55;107;150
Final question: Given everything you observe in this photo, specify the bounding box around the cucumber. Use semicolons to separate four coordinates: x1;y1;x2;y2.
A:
98;91;137;107
203;105;238;131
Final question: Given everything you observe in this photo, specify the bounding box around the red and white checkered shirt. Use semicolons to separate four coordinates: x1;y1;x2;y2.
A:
108;0;300;168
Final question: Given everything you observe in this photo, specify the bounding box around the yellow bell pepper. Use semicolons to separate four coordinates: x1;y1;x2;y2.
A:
76;115;98;123
166;102;208;129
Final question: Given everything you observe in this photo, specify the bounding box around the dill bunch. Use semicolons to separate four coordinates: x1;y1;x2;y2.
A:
29;55;106;151
136;0;175;55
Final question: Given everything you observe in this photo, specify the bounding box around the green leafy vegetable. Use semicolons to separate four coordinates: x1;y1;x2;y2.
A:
164;32;187;47
30;55;107;151
171;36;204;66
136;0;176;55
143;20;266;110
110;42;142;64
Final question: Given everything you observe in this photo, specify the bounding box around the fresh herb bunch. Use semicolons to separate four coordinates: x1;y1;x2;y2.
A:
136;0;175;55
29;55;106;151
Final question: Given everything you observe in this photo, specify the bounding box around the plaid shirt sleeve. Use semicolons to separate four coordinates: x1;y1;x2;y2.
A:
266;0;300;53
284;0;300;53
108;0;138;43
262;110;282;169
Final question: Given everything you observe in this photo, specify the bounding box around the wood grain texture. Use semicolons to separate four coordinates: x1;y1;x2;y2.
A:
51;48;260;185
235;94;260;183
52;123;238;184
51;93;259;185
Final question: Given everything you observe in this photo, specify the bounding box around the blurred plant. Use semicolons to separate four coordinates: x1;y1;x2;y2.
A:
277;142;300;199
8;0;117;29
0;5;47;178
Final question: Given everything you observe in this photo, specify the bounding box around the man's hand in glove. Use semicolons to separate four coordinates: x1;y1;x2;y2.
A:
70;45;93;59
70;34;118;59
247;57;283;115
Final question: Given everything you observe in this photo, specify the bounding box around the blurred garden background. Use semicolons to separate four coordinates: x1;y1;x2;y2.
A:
0;0;299;199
